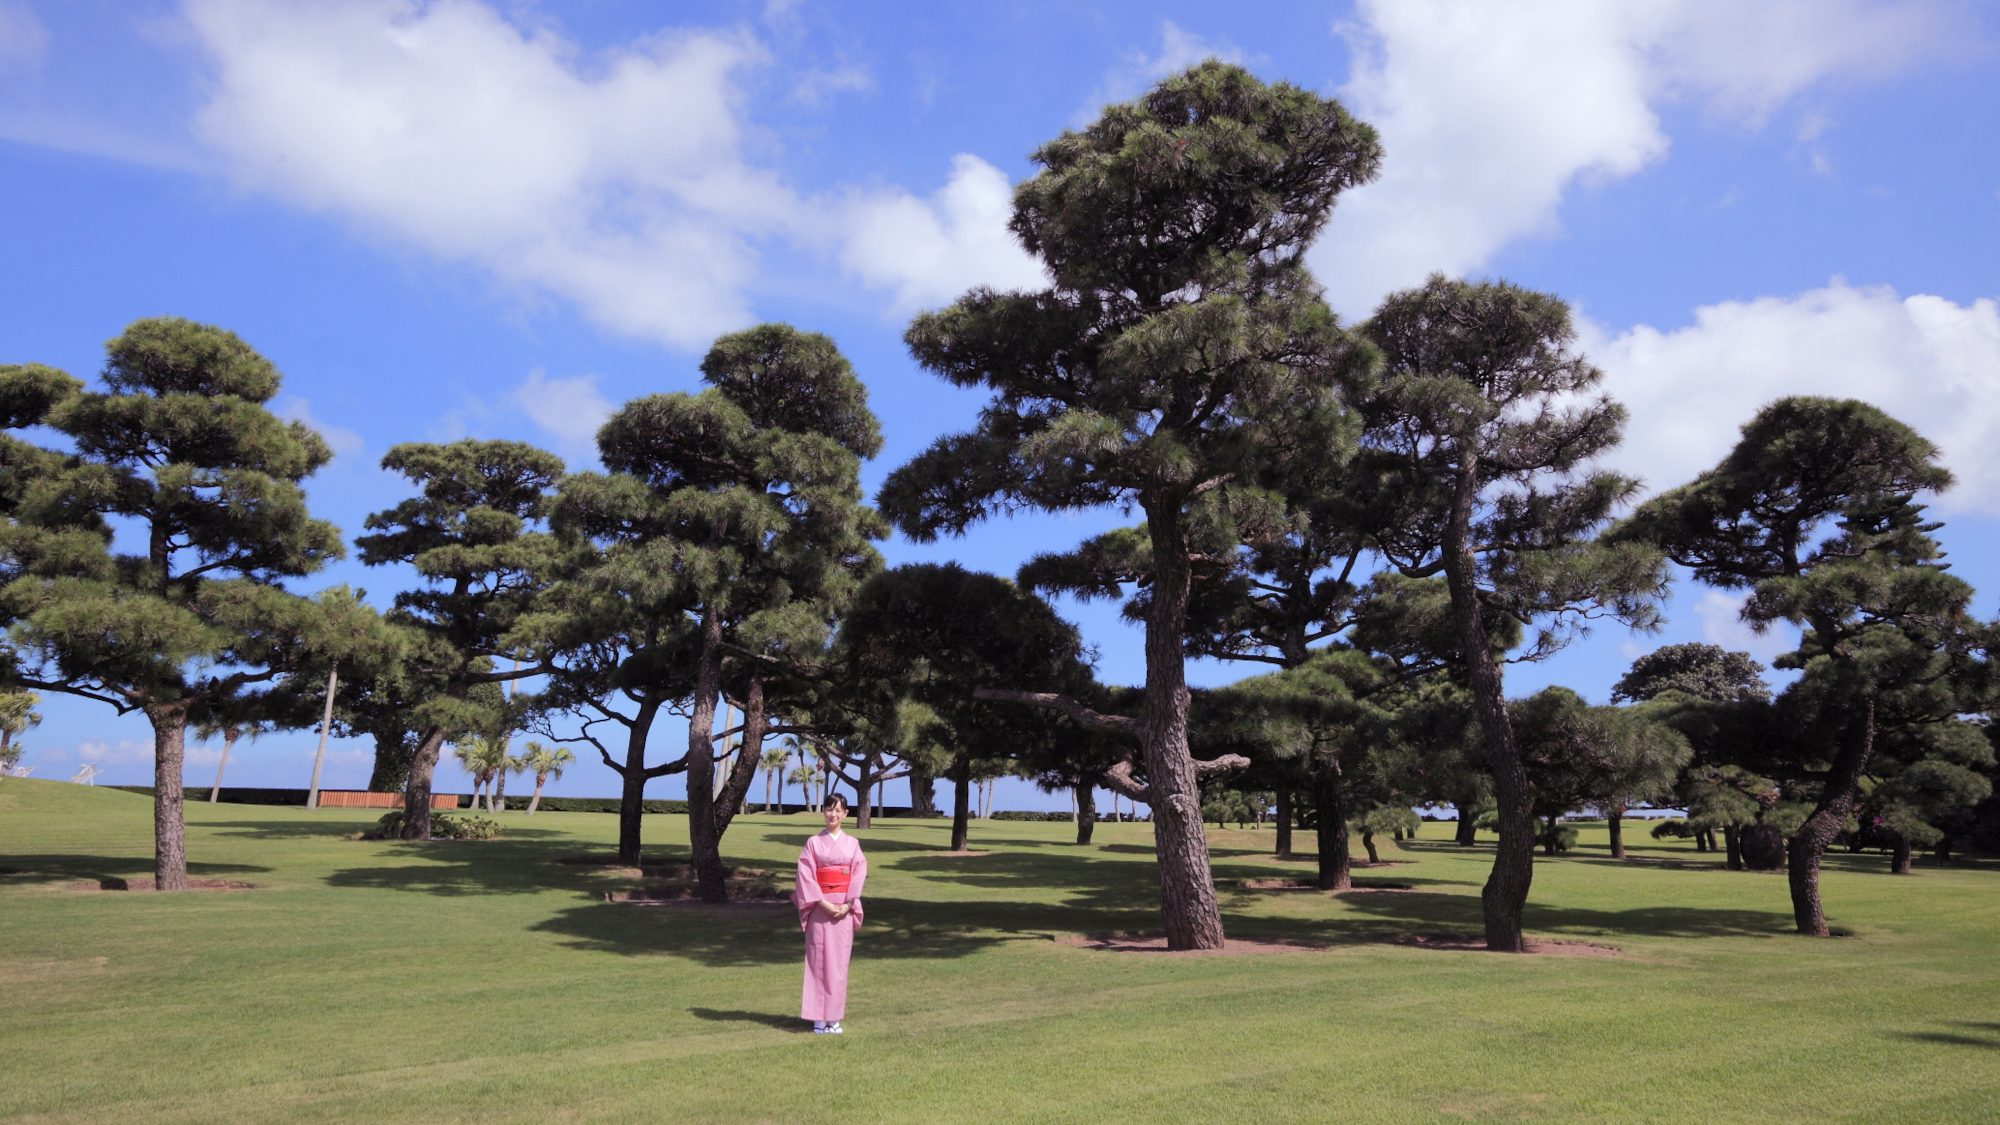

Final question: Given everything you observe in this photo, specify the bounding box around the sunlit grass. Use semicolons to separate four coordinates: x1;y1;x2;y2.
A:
4;776;1998;1124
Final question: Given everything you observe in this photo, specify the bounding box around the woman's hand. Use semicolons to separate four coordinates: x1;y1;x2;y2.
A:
816;899;849;920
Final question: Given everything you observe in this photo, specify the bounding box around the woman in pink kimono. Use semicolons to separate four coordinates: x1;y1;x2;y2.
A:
795;793;867;1034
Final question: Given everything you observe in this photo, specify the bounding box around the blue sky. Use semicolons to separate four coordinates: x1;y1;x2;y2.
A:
3;0;1999;811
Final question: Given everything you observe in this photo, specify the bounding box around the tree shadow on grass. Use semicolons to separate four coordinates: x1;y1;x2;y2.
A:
1888;1022;2000;1050
688;1007;807;1031
530;895;1102;967
0;854;270;886
894;850;1167;913
1319;888;1795;941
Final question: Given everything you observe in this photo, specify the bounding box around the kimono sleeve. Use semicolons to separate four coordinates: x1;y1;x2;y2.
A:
793;838;825;913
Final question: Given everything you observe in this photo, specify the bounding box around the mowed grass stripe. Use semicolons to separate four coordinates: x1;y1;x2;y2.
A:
5;777;1999;1124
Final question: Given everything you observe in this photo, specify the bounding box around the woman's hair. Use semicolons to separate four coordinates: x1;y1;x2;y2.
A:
823;793;848;813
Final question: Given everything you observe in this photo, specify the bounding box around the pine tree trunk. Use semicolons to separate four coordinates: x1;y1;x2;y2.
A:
1361;828;1379;865
148;704;190;891
1608;811;1625;860
909;759;938;817
1543;814;1559;856
1314;761;1351;892
1693;827;1709;853
1456;788;1488;840
685;608;728;903
615;707;657;864
1140;500;1226;950
710;679;767;842
1274;787;1292;859
857;751;875;830
1075;779;1097;845
368;731;416;792
1441;459;1534;952
950;763;971;851
1724;824;1743;870
400;727;448;840
1787;698;1876;937
1891;838;1912;874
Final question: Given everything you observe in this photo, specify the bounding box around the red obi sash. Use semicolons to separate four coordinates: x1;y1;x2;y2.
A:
815;866;851;894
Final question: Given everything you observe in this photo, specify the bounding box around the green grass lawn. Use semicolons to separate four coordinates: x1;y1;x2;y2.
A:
4;776;1998;1124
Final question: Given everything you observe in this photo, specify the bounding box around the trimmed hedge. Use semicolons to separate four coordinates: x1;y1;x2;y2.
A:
991;810;1077;822
498;796;688;814
111;786;317;807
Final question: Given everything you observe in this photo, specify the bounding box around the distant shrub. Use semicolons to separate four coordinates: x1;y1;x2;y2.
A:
1650;818;1693;840
1537;823;1579;853
991;810;1074;822
372;811;502;840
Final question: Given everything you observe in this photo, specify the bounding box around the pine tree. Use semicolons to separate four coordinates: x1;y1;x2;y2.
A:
880;62;1382;949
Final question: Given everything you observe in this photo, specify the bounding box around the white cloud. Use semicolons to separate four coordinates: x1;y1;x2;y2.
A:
0;0;47;66
1313;0;1957;317
1584;280;2000;515
277;396;365;459
185;0;789;349
180;0;1042;344
1073;20;1243;126
833;154;1047;311
512;368;612;454
1693;589;1798;664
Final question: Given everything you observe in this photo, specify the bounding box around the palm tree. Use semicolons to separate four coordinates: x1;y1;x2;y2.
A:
520;742;574;815
492;741;525;813
0;691;41;776
452;736;515;811
789;762;820;812
193;716;268;805
760;746;791;813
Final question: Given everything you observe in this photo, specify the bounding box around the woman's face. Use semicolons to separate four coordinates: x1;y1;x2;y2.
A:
823;802;845;833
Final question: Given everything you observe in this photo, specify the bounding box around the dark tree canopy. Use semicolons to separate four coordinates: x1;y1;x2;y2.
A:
1613;396;1988;934
357;438;564;838
1611;643;1770;704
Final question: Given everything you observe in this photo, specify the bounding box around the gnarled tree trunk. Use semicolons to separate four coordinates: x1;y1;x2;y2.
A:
400;726;449;840
1723;824;1743;870
1786;698;1875;936
1441;460;1535;952
1075;779;1097;845
685;608;728;902
1607;810;1625;859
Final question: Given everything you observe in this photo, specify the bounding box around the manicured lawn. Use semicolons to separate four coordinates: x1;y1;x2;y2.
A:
4;776;1998;1124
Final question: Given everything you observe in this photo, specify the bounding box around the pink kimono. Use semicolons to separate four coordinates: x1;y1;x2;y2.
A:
794;829;867;1022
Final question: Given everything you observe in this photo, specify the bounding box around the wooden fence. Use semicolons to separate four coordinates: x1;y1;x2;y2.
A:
315;791;457;810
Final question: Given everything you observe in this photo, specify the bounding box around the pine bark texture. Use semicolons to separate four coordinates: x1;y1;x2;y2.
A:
686;610;727;902
950;767;971;851
1787;699;1876;936
1142;504;1227;950
148;706;189;891
1442;460;1535;952
1075;781;1097;845
1315;765;1352;892
1608;814;1625;859
1274;787;1293;858
400;727;448;840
